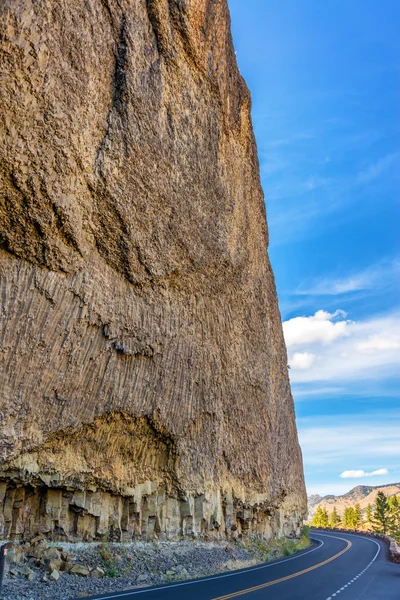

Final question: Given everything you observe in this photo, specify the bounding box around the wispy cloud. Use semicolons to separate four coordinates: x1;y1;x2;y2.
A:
291;385;346;399
265;147;400;247
298;413;400;467
340;468;388;478
294;259;400;296
292;381;400;401
357;153;399;185
300;412;400;494
357;334;400;351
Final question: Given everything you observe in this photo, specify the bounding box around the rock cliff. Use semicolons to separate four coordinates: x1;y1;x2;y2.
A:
0;0;306;541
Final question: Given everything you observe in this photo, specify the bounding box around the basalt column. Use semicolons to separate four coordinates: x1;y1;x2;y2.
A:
0;0;307;541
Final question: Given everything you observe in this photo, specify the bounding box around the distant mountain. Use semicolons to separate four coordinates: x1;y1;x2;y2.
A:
307;482;400;521
308;494;323;510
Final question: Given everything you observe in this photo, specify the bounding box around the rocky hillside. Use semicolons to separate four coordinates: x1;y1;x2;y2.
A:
0;0;306;542
308;483;400;520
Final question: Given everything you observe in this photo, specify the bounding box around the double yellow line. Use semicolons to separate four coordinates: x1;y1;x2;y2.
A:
212;536;352;599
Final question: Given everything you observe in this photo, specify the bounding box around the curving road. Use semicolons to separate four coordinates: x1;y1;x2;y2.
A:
82;531;399;600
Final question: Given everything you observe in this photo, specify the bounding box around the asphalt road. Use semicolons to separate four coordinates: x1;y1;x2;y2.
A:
82;530;399;600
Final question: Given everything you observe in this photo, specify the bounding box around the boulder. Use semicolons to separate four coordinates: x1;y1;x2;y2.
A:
60;560;74;573
49;568;60;581
45;559;62;573
70;564;90;577
22;566;35;581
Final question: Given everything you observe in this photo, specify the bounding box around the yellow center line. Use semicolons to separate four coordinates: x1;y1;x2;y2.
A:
212;536;352;599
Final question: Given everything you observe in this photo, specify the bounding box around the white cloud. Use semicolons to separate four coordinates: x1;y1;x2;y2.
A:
340;468;389;479
290;352;315;370
357;334;400;351
283;310;400;384
283;309;350;348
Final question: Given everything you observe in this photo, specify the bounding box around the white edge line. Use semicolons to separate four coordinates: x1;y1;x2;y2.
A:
85;538;324;600
316;531;381;600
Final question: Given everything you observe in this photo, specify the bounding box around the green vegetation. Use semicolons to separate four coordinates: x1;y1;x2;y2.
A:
239;530;311;562
366;503;372;523
311;506;329;528
342;504;362;529
99;543;120;578
371;491;395;535
329;506;340;528
310;491;400;543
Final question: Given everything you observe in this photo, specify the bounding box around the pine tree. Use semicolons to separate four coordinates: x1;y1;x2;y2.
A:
321;507;329;528
311;506;324;528
388;495;399;514
343;507;353;528
365;503;372;524
352;503;362;529
329;507;340;529
388;495;400;541
371;491;394;535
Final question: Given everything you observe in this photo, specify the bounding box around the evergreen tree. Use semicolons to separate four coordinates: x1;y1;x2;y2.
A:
388;495;399;514
343;507;352;528
311;506;324;528
329;507;340;529
352;503;362;529
365;503;372;523
321;507;329;528
371;491;394;535
388;495;400;541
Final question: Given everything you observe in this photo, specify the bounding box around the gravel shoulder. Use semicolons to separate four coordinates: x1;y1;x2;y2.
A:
0;535;311;600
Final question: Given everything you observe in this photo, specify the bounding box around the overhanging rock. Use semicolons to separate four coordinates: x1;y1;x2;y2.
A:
0;0;306;541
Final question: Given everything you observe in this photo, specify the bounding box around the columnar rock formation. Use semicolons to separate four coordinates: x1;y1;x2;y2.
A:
0;0;306;541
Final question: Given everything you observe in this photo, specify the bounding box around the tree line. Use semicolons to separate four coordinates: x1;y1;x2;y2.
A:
310;491;400;542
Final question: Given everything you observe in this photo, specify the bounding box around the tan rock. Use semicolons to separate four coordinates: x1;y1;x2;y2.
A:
70;564;90;577
61;551;73;562
90;566;105;579
49;568;60;581
0;0;306;541
45;559;62;573
60;560;74;573
22;566;35;581
7;546;25;565
30;534;45;546
40;548;62;570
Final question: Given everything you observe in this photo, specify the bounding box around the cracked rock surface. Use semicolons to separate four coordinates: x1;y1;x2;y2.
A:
0;0;306;542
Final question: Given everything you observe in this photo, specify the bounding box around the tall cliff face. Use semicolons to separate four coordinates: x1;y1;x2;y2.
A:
0;0;306;541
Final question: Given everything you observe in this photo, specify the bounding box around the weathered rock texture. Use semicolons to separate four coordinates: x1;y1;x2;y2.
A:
0;0;306;541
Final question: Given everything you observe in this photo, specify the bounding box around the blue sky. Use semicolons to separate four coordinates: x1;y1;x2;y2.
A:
228;0;400;496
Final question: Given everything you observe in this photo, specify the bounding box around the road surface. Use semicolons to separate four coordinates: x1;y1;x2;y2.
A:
81;530;399;600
